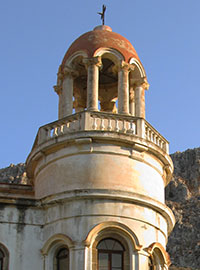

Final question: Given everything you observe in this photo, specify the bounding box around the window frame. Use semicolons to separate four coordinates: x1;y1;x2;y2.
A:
97;238;125;270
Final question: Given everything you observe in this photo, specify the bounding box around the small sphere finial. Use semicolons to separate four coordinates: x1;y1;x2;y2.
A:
93;25;112;32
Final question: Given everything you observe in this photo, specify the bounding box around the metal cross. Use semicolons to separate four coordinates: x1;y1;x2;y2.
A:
98;5;106;25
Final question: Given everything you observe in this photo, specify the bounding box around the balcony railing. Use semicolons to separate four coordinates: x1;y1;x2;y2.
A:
34;111;169;154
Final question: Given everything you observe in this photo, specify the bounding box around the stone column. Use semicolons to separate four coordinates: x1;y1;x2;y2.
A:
118;61;135;114
83;57;102;111
118;61;130;114
62;67;78;117
129;86;135;116
135;78;149;119
54;85;63;119
54;65;64;119
54;66;78;119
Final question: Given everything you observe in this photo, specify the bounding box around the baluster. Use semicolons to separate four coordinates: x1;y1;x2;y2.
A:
151;132;154;143
57;124;64;135
100;118;105;130
160;141;163;149
57;125;61;136
115;119;120;132
145;126;148;138
158;138;161;147
146;128;150;140
148;128;151;140
121;120;127;133
53;126;58;137
78;114;81;131
92;117;98;130
155;135;158;145
108;118;112;131
128;121;135;134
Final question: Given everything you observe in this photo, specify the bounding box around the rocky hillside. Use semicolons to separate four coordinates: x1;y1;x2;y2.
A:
166;148;200;270
0;148;200;269
0;163;28;184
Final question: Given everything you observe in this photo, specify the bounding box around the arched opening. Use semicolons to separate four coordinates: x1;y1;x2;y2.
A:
97;238;124;270
55;247;69;270
0;244;9;270
0;249;4;270
95;49;123;114
90;228;136;270
99;56;118;113
147;243;170;270
72;55;87;113
148;256;154;270
41;234;73;270
152;248;165;270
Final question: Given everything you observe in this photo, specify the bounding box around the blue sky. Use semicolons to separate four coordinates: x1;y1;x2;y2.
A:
0;0;200;168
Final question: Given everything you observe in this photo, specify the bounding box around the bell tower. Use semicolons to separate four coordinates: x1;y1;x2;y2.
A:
27;25;175;270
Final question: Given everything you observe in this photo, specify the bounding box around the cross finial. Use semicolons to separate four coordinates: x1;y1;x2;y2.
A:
98;5;106;25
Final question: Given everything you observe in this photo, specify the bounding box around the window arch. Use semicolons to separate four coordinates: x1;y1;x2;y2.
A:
91;231;131;270
0;244;9;270
85;222;141;270
97;238;124;270
147;243;170;270
41;234;73;270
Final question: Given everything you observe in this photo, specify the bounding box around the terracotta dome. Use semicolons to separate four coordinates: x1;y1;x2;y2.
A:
61;25;140;68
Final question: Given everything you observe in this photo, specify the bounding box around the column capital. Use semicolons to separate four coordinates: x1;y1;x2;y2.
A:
53;85;62;95
118;60;135;72
134;77;149;90
57;65;63;80
83;56;102;69
63;66;79;78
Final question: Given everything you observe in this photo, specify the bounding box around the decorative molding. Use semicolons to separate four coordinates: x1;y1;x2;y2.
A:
83;56;102;69
63;66;79;78
41;233;74;256
118;60;135;73
53;85;62;95
134;77;149;90
145;242;171;267
84;221;142;251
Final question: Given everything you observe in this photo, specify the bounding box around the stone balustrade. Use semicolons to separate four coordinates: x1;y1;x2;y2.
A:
145;122;169;153
34;111;169;154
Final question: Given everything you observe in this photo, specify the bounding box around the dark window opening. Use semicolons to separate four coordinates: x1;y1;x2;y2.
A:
0;249;4;270
56;247;69;270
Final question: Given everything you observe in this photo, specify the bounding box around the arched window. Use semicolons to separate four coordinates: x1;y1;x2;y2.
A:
97;238;124;270
0;244;9;270
0;249;4;270
55;247;69;270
